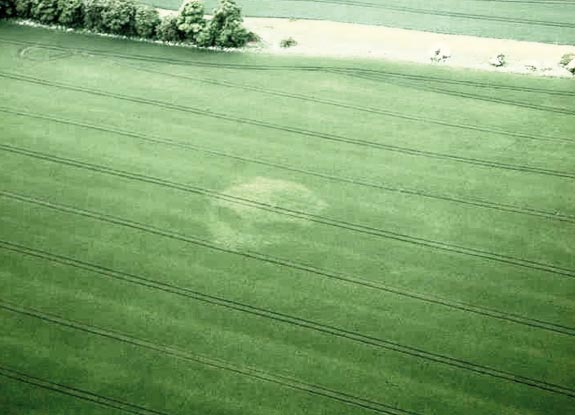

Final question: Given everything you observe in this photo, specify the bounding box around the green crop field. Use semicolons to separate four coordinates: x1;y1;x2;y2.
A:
141;0;575;44
141;0;183;9
1;21;575;415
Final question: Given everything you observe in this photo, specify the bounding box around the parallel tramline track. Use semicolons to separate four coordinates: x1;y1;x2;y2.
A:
1;238;573;338
0;38;324;71
0;366;168;415
1;146;574;278
1;254;574;397
2;72;574;179
0;311;420;415
1;17;574;415
3;107;573;224
2;40;574;148
332;68;575;97
277;0;575;28
332;70;575;116
111;62;575;143
2;37;575;97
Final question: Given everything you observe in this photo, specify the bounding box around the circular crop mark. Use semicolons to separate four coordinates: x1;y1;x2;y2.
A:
19;46;74;62
209;177;328;249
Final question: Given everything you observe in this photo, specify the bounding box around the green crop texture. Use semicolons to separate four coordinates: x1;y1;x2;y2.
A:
0;22;574;415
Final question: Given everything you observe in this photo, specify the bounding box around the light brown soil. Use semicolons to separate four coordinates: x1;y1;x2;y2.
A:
159;9;575;77
244;18;574;77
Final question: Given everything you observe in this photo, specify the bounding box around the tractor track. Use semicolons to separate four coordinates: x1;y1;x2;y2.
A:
1;295;574;398
114;61;575;144
1;239;574;338
331;69;575;116
2;36;574;97
2;72;574;179
278;0;575;28
2;107;573;224
1;145;574;278
0;309;420;415
1;191;575;338
0;365;170;415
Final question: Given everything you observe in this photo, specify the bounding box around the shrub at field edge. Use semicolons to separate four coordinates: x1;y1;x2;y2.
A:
0;0;16;18
31;0;60;24
177;0;205;44
134;4;160;39
58;0;84;27
1;0;252;48
198;0;250;48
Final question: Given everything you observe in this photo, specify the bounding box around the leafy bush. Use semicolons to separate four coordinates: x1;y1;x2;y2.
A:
429;44;451;63
31;0;61;24
198;0;250;48
559;52;575;67
177;0;205;43
8;0;253;48
489;53;506;67
15;0;34;18
100;0;136;36
246;30;259;43
0;0;16;19
280;37;297;48
83;0;106;31
134;4;159;39
157;14;182;42
58;0;84;27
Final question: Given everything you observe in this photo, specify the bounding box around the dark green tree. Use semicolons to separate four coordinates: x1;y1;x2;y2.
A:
15;0;34;18
156;14;182;42
83;0;107;31
0;0;16;19
134;4;160;39
177;0;205;43
31;0;60;24
100;0;137;36
197;0;249;48
58;0;84;27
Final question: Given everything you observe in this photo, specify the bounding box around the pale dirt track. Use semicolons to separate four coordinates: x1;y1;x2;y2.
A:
161;9;575;77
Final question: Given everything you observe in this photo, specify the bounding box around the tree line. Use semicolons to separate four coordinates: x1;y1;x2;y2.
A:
0;0;253;48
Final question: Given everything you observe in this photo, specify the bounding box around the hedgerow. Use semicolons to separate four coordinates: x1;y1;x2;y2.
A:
15;0;32;18
0;0;16;18
83;0;106;32
156;13;182;42
100;0;137;36
177;0;205;43
198;0;250;48
134;4;160;39
58;0;84;27
31;0;60;24
1;0;253;48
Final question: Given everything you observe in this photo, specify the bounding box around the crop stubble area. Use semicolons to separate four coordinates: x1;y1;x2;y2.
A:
0;20;574;415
